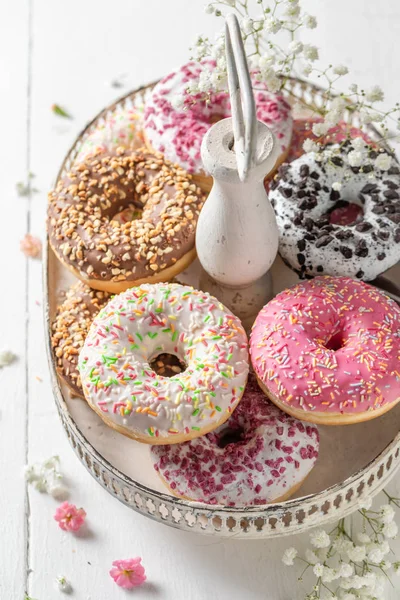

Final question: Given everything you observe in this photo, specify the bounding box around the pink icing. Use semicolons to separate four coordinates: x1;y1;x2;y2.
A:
144;61;293;173
287;119;374;163
250;276;400;415
151;374;319;506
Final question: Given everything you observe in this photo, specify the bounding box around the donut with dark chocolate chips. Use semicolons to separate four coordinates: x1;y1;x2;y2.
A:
270;143;400;280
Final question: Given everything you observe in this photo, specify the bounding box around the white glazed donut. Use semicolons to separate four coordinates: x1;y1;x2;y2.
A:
75;107;144;163
151;374;319;505
144;61;293;190
270;142;400;280
78;283;249;444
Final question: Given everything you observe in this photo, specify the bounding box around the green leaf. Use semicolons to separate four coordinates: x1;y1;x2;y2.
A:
51;103;72;119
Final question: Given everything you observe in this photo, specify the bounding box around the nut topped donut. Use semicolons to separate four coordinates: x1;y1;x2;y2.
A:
48;148;205;293
250;276;400;425
78;283;249;444
151;374;319;506
270;142;400;280
51;282;110;397
144;61;293;191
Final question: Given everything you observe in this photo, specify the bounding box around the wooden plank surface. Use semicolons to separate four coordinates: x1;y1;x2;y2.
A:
0;1;399;598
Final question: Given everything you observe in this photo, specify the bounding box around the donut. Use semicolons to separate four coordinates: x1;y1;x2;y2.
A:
250;276;400;425
78;283;249;444
269;142;400;280
48;148;205;293
143;61;293;192
286;119;374;163
51;282;110;397
151;374;319;505
75;107;144;163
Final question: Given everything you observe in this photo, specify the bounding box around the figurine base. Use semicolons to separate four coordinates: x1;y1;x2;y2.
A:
199;269;273;332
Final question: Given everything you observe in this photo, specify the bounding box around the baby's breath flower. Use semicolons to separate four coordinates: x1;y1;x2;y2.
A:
241;17;253;34
333;535;354;554
304;14;317;29
282;547;297;566
347;544;366;562
382;521;398;539
204;4;214;14
288;40;303;55
348;150;364;167
264;17;281;34
379;504;395;524
338;563;354;578
375;153;392;171
312;563;324;577
351;136;366;152
349;83;358;93
357;532;371;544
303;64;313;77
285;2;301;18
310;529;330;549
332;182;342;191
365;85;384;103
333;64;349;76
368;546;385;563
312;122;329;136
321;566;338;583
303;44;319;62
303;139;319;153
55;576;72;594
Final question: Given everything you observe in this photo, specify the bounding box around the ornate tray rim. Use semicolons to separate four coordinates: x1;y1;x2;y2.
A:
43;77;400;538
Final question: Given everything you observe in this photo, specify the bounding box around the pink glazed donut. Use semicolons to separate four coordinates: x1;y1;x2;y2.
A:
144;61;293;192
250;276;400;425
151;374;319;506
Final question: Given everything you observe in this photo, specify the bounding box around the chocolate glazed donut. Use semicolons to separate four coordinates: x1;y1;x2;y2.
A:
48;148;205;293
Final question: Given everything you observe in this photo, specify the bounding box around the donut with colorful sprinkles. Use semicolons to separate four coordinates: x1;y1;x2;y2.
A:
151;374;319;506
250;276;400;425
79;283;249;444
143;60;293;192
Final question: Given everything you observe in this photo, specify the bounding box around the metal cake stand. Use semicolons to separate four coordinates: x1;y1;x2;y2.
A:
44;75;400;538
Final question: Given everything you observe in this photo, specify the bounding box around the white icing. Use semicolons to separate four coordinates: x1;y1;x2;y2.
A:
78;283;249;441
270;146;400;280
144;61;293;174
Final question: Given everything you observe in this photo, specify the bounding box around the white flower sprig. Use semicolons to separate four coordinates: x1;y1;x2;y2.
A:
187;0;400;159
25;456;68;500
282;490;400;600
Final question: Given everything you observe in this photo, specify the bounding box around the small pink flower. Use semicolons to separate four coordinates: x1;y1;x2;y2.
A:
20;234;42;258
110;557;146;589
54;501;86;532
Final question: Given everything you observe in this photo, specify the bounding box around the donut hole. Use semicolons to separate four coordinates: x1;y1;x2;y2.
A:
149;353;187;378
328;201;363;226
110;205;143;225
325;331;345;351
217;426;245;448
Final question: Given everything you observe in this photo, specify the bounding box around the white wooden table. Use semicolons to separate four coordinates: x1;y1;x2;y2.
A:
1;1;399;598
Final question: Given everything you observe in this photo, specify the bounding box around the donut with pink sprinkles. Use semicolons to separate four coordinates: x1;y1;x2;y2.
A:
151;374;319;506
144;61;293;188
